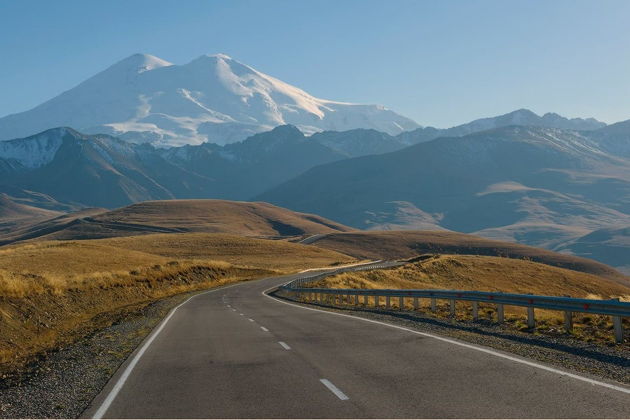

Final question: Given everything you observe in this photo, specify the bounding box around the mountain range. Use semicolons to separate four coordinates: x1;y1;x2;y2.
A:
1;117;629;271
0;52;628;272
0;53;419;147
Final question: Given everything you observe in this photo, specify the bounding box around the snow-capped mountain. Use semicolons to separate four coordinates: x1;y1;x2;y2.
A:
0;53;420;147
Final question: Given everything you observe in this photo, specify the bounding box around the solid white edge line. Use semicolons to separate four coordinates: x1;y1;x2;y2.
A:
263;286;630;395
91;282;242;419
278;341;291;350
92;265;375;418
320;379;349;400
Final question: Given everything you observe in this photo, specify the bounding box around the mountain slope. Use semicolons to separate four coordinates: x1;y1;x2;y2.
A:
161;125;345;199
556;226;630;274
0;53;419;146
0;126;347;207
0;127;215;208
257;126;630;268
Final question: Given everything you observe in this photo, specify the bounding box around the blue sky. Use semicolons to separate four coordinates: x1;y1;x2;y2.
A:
1;0;629;127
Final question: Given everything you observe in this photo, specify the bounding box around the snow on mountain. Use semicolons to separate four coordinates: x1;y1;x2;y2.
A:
0;127;68;169
0;53;419;147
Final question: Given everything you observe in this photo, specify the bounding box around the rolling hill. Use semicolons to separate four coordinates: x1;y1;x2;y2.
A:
0;199;353;244
304;230;627;284
0;193;61;235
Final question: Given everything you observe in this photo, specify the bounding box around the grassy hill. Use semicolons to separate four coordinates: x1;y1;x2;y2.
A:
0;193;61;235
0;199;354;245
307;231;628;284
0;233;354;373
311;254;630;344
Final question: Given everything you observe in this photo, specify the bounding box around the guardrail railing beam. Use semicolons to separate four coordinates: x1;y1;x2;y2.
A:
281;277;629;344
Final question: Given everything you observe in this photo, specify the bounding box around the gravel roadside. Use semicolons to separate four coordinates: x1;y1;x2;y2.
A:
274;293;630;386
0;289;205;419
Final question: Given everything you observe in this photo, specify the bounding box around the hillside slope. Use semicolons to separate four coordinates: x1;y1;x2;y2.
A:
0;193;61;234
306;231;628;284
0;199;353;244
259;125;630;269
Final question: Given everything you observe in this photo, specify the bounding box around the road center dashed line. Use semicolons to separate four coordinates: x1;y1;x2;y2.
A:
260;326;269;332
248;318;254;322
320;379;349;400
278;341;291;350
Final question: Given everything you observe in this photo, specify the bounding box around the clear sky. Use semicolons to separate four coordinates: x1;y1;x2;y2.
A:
1;0;629;128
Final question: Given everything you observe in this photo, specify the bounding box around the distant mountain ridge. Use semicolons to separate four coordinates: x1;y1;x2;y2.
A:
0;53;419;147
257;124;630;271
1;117;629;271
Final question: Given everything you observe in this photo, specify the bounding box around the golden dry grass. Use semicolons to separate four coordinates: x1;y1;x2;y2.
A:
0;199;354;245
94;199;353;235
318;254;630;298
89;232;354;270
310;254;630;344
0;233;354;372
311;231;629;283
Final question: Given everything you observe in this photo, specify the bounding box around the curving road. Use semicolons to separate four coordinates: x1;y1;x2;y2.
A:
84;269;630;419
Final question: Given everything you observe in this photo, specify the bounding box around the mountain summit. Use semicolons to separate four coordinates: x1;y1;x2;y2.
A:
0;53;419;147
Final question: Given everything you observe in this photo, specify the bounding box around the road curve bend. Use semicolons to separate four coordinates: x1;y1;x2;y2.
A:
84;271;630;419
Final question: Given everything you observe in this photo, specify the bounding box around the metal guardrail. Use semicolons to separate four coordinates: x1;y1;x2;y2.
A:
279;265;630;343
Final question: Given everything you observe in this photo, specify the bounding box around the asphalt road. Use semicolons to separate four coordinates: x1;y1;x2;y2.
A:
85;269;630;418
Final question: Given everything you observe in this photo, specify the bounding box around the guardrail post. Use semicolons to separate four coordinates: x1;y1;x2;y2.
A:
431;298;436;312
450;300;456;317
354;294;359;306
399;296;404;310
527;307;535;328
386;296;391;310
363;295;368;306
413;297;419;310
613;316;623;343
472;301;479;321
497;304;504;323
564;311;573;332
374;296;379;308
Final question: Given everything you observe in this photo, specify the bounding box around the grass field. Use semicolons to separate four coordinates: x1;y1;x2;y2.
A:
0;233;354;372
310;231;629;283
309;254;630;345
0;199;354;245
